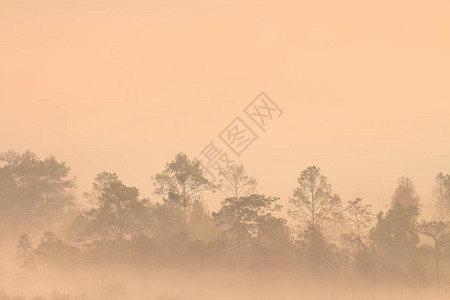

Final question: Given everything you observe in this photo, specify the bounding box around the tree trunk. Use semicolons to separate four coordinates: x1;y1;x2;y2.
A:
435;238;440;286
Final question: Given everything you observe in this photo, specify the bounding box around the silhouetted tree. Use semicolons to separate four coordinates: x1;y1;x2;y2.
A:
289;166;341;233
391;177;420;208
213;194;283;250
15;234;35;269
338;231;354;275
213;197;252;252
345;198;373;254
153;153;214;211
417;220;449;284
257;216;292;260
244;194;283;244
370;202;420;278
0;150;76;231
84;172;151;240
219;164;257;199
433;173;450;221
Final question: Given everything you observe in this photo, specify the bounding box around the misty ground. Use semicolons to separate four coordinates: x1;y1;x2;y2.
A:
1;267;448;300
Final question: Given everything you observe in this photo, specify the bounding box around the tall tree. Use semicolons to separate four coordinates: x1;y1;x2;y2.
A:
213;197;251;251
433;173;450;221
15;234;35;269
288;166;341;232
219;164;257;199
243;194;283;243
0;150;76;231
84;172;151;240
213;194;283;249
345;198;374;254
417;220;449;284
370;203;420;277
391;177;420;208
153;153;214;211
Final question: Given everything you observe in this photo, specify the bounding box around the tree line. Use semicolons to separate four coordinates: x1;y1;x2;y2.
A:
1;150;450;286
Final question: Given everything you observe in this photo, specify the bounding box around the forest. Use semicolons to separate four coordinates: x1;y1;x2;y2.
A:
1;150;450;299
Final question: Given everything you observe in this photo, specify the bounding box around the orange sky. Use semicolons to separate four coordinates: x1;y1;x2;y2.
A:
1;0;449;214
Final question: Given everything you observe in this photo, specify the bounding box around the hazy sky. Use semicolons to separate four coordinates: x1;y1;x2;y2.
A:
1;0;449;214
